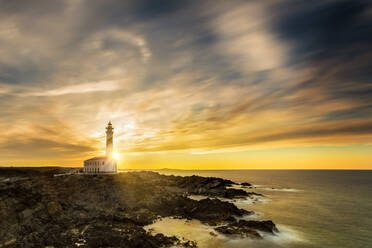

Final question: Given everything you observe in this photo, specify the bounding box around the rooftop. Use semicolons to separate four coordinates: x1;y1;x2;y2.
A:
85;156;107;161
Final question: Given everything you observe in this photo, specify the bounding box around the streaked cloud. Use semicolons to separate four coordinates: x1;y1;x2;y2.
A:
24;81;121;96
0;0;371;168
87;29;151;62
210;1;288;72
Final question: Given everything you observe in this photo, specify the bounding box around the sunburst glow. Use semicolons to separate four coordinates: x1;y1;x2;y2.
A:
0;0;370;169
112;153;119;160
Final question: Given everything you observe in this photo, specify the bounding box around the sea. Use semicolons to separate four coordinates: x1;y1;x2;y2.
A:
144;170;372;248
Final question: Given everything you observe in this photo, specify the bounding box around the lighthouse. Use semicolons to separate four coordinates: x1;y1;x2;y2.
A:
106;121;114;158
83;121;118;173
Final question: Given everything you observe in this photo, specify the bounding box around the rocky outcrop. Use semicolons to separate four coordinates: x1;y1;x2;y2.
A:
129;171;262;199
215;220;278;238
184;198;251;225
0;168;276;248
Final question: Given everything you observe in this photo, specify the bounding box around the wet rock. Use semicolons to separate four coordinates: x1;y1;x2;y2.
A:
237;220;279;234
0;168;275;247
215;224;262;239
83;223;179;248
186;198;251;224
215;219;279;238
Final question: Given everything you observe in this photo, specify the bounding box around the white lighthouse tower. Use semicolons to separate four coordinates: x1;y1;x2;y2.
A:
106;121;114;158
83;122;118;173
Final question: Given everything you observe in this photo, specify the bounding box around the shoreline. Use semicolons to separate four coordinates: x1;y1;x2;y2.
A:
0;167;279;248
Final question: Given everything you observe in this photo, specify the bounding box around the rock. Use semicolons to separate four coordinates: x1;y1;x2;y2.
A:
0;238;17;247
19;208;35;220
225;215;236;222
47;201;62;216
185;198;251;224
221;188;250;198
237;220;279;234
215;220;278;238
0;168;276;247
241;182;251;187
19;203;43;220
215;224;262;239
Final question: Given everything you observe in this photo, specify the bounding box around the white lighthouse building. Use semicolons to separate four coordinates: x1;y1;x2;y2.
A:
83;122;118;173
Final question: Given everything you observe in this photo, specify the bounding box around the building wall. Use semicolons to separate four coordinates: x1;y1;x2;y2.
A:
83;159;117;173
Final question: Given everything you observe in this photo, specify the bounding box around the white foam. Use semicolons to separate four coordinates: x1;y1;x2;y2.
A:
259;187;303;192
223;224;307;248
253;184;303;192
145;217;226;248
236;212;262;220
226;185;243;190
260;225;308;244
226;184;256;190
146;218;307;248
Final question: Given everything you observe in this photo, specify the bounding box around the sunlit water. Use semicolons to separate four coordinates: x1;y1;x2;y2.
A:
144;170;372;248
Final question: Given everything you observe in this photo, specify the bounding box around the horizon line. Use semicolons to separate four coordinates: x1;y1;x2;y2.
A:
1;166;371;171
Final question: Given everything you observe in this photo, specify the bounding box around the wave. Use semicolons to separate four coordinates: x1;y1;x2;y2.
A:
258;187;303;192
145;218;307;248
228;184;303;193
257;224;309;245
236;212;262;220
226;185;255;190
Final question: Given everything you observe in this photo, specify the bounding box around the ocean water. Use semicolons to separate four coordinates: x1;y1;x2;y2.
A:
146;170;372;248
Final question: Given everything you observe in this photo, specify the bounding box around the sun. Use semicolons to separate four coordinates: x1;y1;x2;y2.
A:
112;152;119;159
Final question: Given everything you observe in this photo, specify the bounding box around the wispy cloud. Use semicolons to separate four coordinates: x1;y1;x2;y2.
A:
25;81;122;96
209;2;288;72
0;0;371;167
87;29;151;63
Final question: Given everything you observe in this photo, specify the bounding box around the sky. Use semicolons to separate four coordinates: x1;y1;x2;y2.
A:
0;0;371;169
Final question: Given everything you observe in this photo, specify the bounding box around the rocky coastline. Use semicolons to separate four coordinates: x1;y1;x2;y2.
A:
0;168;278;248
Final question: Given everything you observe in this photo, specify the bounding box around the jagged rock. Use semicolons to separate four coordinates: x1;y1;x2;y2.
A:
215;224;262;239
237;220;278;234
215;220;279;238
0;168;274;247
186;198;251;224
47;202;62;216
